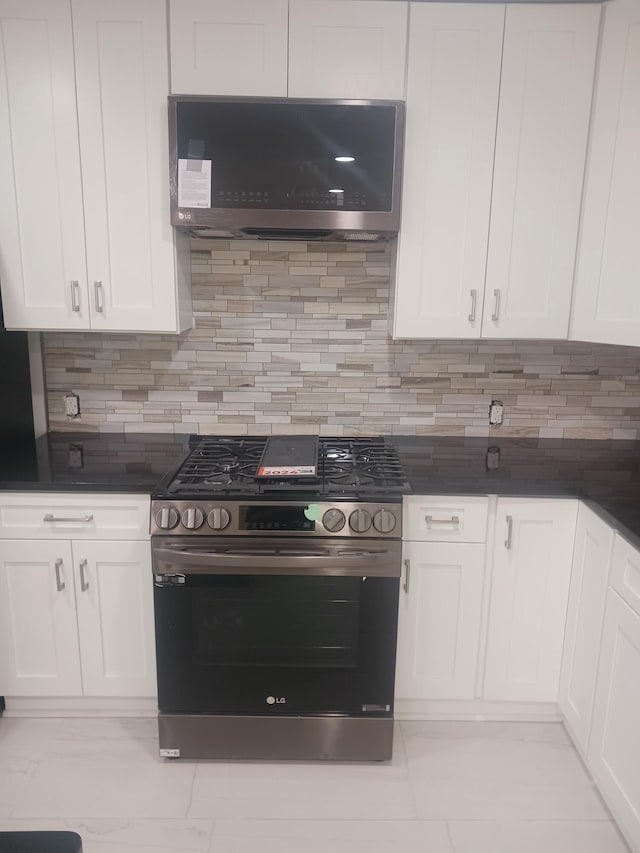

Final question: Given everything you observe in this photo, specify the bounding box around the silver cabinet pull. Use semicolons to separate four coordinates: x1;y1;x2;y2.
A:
491;288;501;322
94;280;104;313
54;558;65;592
70;280;81;312
403;558;410;594
44;514;94;523
468;289;477;323
505;515;514;550
425;515;460;526
79;558;89;591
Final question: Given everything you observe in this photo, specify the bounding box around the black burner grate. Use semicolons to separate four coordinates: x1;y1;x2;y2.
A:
162;436;408;498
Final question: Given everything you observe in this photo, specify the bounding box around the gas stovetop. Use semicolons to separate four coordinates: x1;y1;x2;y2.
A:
153;436;409;500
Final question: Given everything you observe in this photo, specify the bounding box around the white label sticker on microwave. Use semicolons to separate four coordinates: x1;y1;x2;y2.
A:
177;158;211;208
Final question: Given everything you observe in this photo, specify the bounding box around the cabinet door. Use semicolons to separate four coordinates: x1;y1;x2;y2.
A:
169;0;288;96
395;541;486;701
589;589;640;853
288;0;407;99
392;3;503;339
559;504;614;755
0;0;88;330
483;4;600;339
73;541;156;697
72;0;184;333
572;0;640;347
0;540;82;696
484;499;578;702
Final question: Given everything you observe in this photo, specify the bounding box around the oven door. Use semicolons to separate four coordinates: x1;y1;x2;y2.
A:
152;537;400;717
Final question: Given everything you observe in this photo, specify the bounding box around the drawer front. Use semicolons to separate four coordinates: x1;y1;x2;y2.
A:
0;493;150;540
611;533;640;618
403;496;489;543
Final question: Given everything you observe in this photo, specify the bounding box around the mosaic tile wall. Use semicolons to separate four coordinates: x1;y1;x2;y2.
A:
42;239;640;439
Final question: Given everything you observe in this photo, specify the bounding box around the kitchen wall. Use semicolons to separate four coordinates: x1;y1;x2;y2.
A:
42;239;640;439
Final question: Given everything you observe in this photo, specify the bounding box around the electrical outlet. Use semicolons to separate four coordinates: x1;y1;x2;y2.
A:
64;393;80;418
489;400;504;426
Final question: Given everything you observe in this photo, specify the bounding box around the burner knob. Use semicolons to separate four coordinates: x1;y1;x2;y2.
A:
322;508;346;533
373;508;397;534
155;507;179;530
182;507;205;530
349;508;372;534
207;507;231;531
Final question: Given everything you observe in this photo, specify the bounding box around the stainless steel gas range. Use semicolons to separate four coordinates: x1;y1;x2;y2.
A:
150;435;408;761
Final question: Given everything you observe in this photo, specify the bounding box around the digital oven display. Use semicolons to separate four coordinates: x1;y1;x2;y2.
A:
240;505;316;532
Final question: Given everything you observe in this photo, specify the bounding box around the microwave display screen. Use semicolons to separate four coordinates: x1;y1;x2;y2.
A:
175;100;397;212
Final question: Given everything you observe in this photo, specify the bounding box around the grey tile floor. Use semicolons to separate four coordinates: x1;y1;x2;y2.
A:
0;717;630;852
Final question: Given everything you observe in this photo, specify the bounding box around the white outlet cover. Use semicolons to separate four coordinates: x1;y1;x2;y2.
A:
64;393;79;417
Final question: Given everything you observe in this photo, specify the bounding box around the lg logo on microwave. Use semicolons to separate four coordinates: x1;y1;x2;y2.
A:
266;695;286;705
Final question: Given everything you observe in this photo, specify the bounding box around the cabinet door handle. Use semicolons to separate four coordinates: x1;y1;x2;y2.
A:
491;289;501;322
70;281;81;312
54;558;65;592
94;280;104;313
79;558;89;591
44;514;94;523
505;515;513;550
425;515;460;526
468;289;477;323
403;558;410;594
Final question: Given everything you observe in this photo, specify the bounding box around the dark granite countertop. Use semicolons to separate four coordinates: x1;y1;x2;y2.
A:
1;431;639;548
0;431;189;494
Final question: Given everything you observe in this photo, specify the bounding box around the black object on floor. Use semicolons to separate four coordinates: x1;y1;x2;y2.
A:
0;832;83;852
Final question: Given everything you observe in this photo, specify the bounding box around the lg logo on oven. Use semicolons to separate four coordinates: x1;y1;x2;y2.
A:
266;695;286;705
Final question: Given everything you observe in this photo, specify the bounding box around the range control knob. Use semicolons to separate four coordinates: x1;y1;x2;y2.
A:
373;508;397;534
182;506;205;530
322;508;346;533
155;506;179;530
349;508;372;533
207;507;231;531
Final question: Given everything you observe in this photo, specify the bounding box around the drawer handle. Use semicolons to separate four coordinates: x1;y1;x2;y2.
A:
44;514;94;523
505;515;513;550
54;558;65;592
403;558;410;594
425;515;460;526
79;558;89;591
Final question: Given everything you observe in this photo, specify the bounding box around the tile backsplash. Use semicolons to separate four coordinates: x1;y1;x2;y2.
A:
43;240;640;439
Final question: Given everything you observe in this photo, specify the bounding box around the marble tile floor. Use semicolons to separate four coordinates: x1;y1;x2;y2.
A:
0;718;630;853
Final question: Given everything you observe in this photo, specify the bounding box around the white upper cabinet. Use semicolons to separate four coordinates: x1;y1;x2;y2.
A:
169;0;288;96
288;0;408;99
392;3;504;339
571;0;640;348
0;0;87;330
72;0;190;333
392;2;600;342
0;0;191;333
485;3;600;339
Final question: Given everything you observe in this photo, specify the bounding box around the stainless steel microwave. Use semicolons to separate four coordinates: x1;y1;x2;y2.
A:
168;96;405;242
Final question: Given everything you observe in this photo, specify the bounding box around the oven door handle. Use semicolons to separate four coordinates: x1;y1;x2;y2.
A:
152;545;401;577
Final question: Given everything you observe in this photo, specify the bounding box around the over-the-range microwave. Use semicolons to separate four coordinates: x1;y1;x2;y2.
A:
168;96;405;242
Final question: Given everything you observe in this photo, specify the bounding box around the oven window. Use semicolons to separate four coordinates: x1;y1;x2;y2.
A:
193;576;359;668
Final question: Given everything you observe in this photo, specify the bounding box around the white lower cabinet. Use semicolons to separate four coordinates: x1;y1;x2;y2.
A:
72;540;156;697
0;540;82;696
483;499;578;702
589;586;640;852
395;541;486;701
0;538;155;698
559;504;614;755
